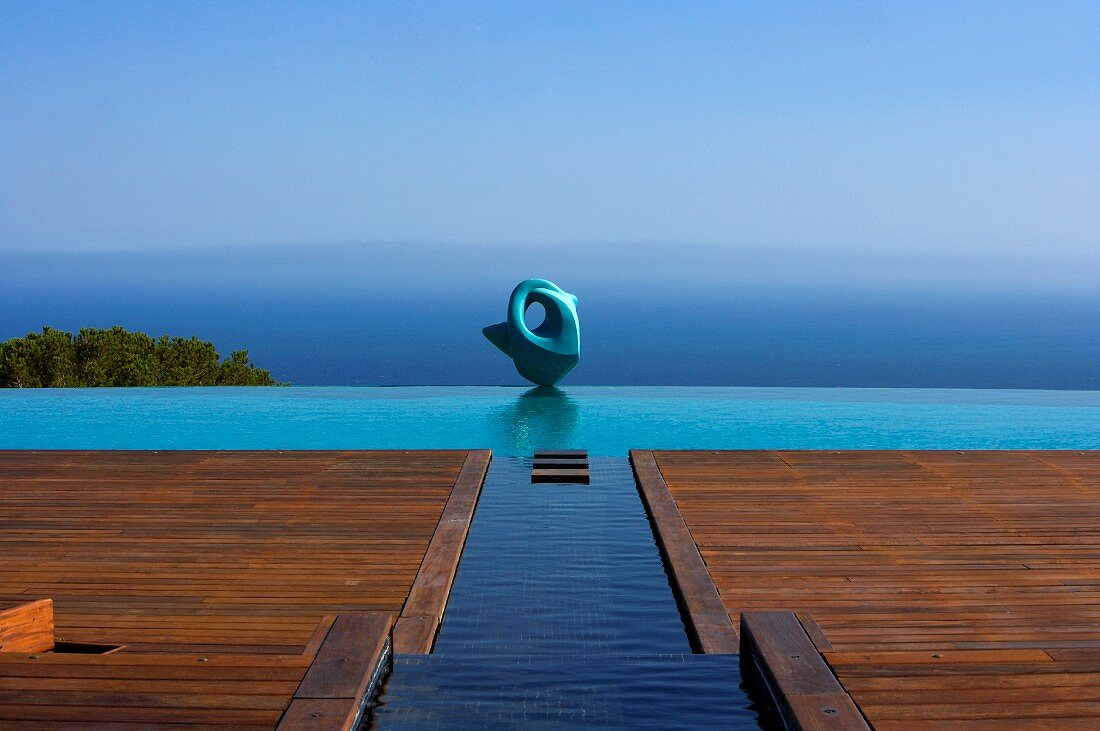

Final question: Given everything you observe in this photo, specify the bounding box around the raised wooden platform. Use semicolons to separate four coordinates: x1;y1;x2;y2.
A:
636;450;1100;730
0;449;489;729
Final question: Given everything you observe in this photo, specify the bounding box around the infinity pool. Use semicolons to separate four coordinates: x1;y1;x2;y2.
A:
1;386;1098;454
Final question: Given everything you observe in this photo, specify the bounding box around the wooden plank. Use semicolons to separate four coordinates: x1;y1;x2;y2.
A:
825;649;1054;667
797;612;835;652
531;468;590;483
740;611;870;731
532;459;589;469
278;613;392;731
301;615;337;658
276;699;356;731
0;704;282;724
629;450;738;653
533;450;587;458
293;616;391;699
393;450;491;653
0;600;53;653
391;616;437;656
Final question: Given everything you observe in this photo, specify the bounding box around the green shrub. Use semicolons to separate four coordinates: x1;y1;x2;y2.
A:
0;327;280;387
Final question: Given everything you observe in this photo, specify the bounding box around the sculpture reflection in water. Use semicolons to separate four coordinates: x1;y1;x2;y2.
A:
491;386;580;456
483;279;580;387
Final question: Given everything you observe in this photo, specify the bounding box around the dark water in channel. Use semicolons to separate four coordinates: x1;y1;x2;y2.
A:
370;459;777;729
431;459;687;655
374;655;768;729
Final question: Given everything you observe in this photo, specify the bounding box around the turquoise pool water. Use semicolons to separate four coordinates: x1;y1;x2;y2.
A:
1;386;1097;455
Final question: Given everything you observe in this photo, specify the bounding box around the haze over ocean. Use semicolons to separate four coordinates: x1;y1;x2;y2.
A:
2;3;1098;387
4;244;1098;388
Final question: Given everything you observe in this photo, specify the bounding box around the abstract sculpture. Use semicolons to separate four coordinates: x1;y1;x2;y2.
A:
483;279;580;386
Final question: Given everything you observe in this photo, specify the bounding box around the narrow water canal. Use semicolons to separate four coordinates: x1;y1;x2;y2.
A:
371;458;775;729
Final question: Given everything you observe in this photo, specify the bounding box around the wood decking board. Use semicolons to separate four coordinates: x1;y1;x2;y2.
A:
643;450;1100;729
0;450;485;728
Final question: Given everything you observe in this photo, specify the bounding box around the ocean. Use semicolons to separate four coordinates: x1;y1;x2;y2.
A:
3;244;1098;388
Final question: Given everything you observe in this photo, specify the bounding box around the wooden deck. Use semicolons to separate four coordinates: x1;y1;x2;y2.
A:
0;450;489;729
637;450;1100;730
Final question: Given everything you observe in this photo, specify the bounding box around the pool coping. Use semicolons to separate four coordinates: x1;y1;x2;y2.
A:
393;450;492;653
740;611;869;731
629;449;740;653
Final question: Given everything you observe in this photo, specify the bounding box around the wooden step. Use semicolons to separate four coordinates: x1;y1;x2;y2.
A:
531;469;591;484
0;599;54;653
531;450;590;484
532;459;589;470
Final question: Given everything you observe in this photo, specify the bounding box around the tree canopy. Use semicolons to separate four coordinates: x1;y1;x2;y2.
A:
0;327;281;387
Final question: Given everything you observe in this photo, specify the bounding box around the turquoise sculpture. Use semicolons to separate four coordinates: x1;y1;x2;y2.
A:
483;279;580;386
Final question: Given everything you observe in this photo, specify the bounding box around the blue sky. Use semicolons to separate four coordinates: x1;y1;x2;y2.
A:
2;1;1098;287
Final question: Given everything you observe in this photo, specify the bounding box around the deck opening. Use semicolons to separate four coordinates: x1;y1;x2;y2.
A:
50;641;124;655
